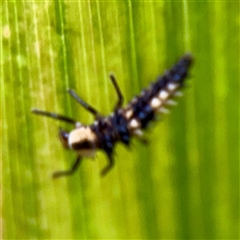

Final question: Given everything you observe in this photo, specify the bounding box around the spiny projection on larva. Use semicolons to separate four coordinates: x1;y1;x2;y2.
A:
32;53;193;178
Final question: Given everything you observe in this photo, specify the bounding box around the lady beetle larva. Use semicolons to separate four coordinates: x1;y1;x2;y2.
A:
32;53;193;178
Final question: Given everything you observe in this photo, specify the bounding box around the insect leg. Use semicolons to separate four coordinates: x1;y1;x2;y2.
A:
109;73;124;110
52;157;82;178
32;108;77;124
100;152;115;176
67;89;102;119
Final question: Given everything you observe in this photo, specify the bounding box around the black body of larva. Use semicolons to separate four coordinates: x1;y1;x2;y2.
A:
91;111;130;153
91;54;192;149
131;54;191;127
32;53;193;178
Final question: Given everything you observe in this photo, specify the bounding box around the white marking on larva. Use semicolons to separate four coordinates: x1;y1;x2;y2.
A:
68;127;96;146
68;127;97;158
174;91;183;97
158;90;169;100
158;107;170;114
125;109;133;119
167;83;178;91
166;99;177;106
133;129;143;137
129;118;140;129
150;97;162;109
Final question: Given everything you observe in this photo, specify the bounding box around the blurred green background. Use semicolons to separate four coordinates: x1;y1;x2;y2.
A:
2;0;239;239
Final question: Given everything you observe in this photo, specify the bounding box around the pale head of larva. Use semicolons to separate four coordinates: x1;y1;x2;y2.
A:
67;126;97;158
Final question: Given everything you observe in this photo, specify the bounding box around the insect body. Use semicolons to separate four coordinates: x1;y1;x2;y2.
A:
32;53;193;178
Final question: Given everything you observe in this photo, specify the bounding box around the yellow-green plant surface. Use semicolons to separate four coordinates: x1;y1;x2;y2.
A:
2;1;239;239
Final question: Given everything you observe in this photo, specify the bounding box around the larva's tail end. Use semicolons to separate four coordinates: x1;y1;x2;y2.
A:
169;52;193;84
181;52;194;67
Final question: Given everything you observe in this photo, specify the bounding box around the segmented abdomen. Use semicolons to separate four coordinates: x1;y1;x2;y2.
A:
91;54;193;151
124;53;193;135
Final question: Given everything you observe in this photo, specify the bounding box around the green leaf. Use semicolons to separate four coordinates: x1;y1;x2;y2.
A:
2;1;239;239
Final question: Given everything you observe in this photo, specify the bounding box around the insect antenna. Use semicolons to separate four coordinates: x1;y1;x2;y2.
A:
31;108;77;124
67;89;102;119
